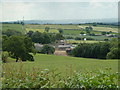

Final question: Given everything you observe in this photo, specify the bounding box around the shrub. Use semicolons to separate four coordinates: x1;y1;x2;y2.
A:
65;36;74;39
106;48;120;59
75;37;83;40
80;32;84;34
104;39;109;41
101;32;107;35
45;27;50;32
58;28;63;34
90;33;95;36
86;37;95;40
2;52;9;63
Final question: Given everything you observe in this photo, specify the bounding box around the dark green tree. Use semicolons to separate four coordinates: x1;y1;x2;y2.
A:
27;31;34;37
85;26;93;35
31;31;43;43
101;32;106;35
41;45;55;54
42;33;51;44
2;29;22;37
93;22;97;26
58;28;63;34
31;31;53;44
55;33;64;40
80;32;84;34
45;27;50;32
3;35;35;62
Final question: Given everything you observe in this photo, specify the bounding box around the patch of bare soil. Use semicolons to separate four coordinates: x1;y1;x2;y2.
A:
54;50;68;56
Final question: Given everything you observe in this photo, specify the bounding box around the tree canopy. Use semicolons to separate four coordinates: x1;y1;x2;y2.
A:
40;45;55;54
45;27;50;32
2;29;22;37
3;35;35;62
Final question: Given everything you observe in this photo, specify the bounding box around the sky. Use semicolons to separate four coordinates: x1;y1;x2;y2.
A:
0;0;118;21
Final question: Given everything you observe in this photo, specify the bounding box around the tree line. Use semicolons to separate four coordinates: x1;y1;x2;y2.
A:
68;38;120;59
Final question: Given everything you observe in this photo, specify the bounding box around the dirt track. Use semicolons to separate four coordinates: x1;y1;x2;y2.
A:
54;50;68;56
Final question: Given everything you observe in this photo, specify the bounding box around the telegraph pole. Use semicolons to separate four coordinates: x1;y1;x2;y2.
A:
22;16;26;34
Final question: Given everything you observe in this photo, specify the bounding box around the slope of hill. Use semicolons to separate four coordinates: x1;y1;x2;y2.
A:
4;54;118;75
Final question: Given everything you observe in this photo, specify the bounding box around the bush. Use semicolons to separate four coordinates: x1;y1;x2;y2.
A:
106;48;120;59
104;39;109;41
86;37;95;40
58;28;63;34
75;37;83;40
80;32;84;34
101;32;107;35
40;45;55;54
90;33;95;36
65;36;74;39
2;52;9;63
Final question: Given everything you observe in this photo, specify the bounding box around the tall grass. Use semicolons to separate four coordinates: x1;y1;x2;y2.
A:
2;63;119;88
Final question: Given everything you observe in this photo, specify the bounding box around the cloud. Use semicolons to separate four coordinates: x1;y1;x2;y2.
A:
2;2;35;21
1;2;118;21
1;0;119;2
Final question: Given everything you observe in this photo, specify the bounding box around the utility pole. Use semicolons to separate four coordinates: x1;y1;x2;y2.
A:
22;16;26;34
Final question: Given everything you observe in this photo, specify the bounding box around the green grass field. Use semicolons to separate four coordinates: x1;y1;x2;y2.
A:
2;24;23;32
66;40;101;44
2;24;118;35
3;54;118;76
2;23;118;42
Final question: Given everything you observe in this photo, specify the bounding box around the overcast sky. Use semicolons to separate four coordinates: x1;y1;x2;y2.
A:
1;0;118;21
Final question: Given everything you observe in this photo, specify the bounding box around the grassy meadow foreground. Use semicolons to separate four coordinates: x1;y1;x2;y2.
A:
3;54;118;74
2;54;119;88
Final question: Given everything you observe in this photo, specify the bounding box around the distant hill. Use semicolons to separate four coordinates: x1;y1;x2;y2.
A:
1;18;118;25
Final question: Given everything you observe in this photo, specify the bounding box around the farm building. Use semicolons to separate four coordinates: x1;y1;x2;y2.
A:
34;43;43;51
34;43;55;52
95;34;102;36
106;34;117;37
58;44;76;50
58;44;71;50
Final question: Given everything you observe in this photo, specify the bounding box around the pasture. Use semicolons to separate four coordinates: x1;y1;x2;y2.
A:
2;23;118;42
66;40;101;44
2;24;23;32
26;24;118;34
3;54;118;76
2;24;118;35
